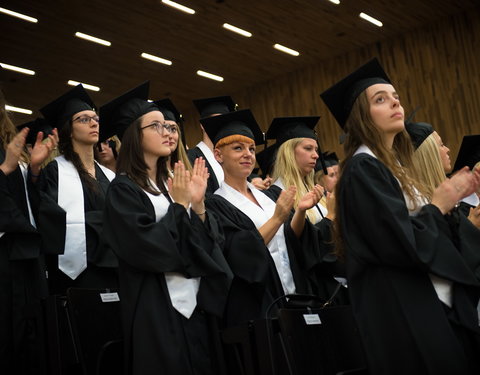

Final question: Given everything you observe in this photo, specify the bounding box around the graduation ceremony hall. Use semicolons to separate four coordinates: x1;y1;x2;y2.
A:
1;1;480;374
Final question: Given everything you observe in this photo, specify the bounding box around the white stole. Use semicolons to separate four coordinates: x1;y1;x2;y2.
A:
354;145;453;307
461;192;479;208
56;156;115;280
20;162;36;229
196;141;224;185
143;179;200;319
215;181;296;295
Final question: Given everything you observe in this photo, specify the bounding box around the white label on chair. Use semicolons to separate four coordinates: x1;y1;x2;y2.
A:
303;314;321;325
100;292;120;303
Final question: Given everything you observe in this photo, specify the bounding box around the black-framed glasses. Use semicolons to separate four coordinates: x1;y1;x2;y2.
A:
140;121;177;134
73;115;99;125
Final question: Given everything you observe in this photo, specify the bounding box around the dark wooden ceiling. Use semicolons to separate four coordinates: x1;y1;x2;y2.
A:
1;0;477;126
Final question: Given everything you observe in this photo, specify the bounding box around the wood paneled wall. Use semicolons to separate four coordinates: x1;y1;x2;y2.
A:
184;7;480;162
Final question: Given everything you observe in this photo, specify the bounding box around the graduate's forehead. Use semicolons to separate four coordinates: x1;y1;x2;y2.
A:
366;83;397;98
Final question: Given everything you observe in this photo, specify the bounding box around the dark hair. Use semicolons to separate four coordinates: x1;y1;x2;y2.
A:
116;117;168;195
58;117;98;192
333;90;426;257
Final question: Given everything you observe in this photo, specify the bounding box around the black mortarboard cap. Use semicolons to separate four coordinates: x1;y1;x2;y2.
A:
452;135;480;173
17;117;54;145
40;84;95;129
320;58;391;129
315;151;338;175
255;145;278;177
405;121;434;150
155;98;186;145
99;81;157;142
193;96;237;118
321;152;339;169
200;109;264;146
265;116;319;146
155;98;182;123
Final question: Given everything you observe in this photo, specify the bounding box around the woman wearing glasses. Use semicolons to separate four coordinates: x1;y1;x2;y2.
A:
101;83;231;375
155;98;192;177
35;84;117;295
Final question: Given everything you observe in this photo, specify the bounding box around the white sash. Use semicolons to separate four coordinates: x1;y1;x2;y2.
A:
20;162;36;229
353;145;452;307
56;156;114;280
215;181;296;295
143;179;200;319
196;141;224;186
461;192;480;207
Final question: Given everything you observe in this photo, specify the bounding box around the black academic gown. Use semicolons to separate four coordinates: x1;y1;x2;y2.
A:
103;175;232;375
0;149;48;375
33;160;118;295
263;184;349;304
338;153;480;375
458;200;476;218
207;192;306;327
188;147;220;196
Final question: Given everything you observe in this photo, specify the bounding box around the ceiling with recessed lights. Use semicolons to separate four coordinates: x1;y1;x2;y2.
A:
1;0;477;125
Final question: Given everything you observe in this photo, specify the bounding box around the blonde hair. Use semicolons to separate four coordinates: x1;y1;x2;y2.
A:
169;125;192;172
272;138;317;222
411;132;446;200
215;134;253;148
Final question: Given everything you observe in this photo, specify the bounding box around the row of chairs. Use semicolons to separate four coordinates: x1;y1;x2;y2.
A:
44;289;123;375
44;289;367;375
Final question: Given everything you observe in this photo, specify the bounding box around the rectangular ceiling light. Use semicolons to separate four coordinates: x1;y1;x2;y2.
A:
141;52;172;65
328;0;340;4
223;23;252;37
359;12;383;27
5;104;33;115
0;62;35;75
67;80;100;92
273;43;300;56
75;32;111;46
197;70;224;82
0;7;38;23
161;0;195;15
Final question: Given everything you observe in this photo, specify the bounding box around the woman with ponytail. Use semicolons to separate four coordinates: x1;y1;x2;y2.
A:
36;84;117;295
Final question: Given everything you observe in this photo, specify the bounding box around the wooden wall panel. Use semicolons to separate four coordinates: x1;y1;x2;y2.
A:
204;8;480;163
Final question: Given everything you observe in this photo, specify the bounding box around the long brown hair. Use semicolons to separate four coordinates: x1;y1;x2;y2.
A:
58;117;98;192
0;90;29;163
334;90;427;257
116;117;168;195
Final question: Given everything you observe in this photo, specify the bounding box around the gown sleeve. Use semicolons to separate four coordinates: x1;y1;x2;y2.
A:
340;154;479;286
205;194;273;285
103;177;227;277
0;168;41;260
206;194;284;325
